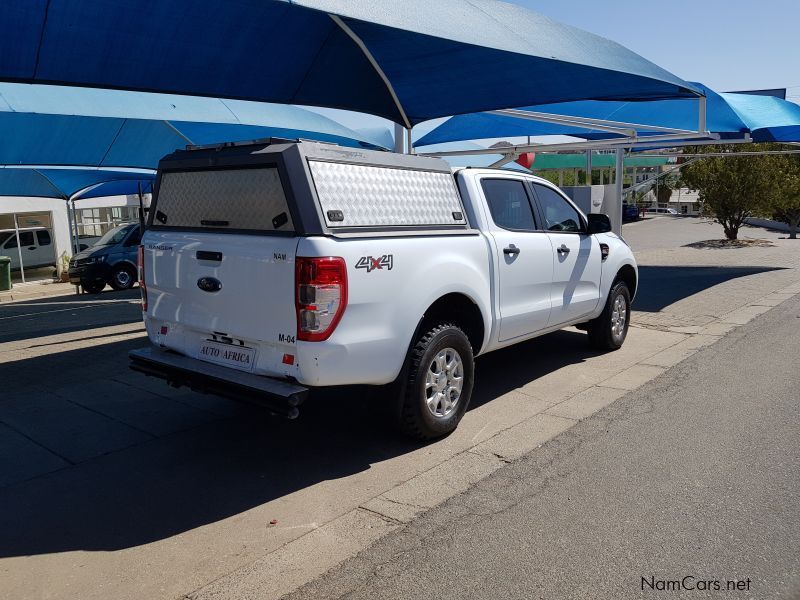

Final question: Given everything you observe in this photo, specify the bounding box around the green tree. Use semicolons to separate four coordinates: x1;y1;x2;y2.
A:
655;172;678;205
680;144;777;240
764;153;800;239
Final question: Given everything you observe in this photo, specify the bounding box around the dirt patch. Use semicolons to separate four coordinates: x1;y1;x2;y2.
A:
684;239;775;249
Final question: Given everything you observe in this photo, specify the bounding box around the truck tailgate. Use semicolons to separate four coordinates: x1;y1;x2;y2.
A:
142;230;299;377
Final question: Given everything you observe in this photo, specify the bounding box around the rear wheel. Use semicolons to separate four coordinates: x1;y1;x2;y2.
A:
81;278;106;294
587;280;631;350
110;264;136;291
393;323;474;439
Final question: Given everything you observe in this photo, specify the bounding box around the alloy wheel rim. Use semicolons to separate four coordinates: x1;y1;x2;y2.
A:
425;347;464;418
611;294;627;339
116;271;131;287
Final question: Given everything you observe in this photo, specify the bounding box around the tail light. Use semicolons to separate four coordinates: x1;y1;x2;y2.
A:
295;257;347;342
137;244;148;311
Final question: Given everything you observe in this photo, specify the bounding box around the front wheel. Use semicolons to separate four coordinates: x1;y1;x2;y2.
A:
587;281;631;350
81;278;106;294
394;323;474;439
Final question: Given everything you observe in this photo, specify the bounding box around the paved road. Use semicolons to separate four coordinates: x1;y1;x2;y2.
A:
288;294;800;600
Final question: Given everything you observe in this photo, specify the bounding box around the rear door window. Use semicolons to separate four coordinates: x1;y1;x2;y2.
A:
153;168;293;232
481;179;537;231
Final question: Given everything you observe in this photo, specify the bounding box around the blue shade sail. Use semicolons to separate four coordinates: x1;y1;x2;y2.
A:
417;84;800;146
0;168;154;199
0;84;387;169
1;0;700;126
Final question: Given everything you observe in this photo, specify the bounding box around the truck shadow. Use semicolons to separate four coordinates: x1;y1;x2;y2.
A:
634;265;785;312
0;327;593;558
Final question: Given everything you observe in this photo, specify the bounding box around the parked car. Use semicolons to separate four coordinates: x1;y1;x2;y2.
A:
0;228;56;270
68;223;141;293
130;140;637;439
622;203;640;222
649;207;678;215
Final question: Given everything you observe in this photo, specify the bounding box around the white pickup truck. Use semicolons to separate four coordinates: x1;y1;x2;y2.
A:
130;139;637;439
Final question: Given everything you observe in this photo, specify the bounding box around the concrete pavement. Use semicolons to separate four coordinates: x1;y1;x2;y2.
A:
1;217;798;599
287;288;800;600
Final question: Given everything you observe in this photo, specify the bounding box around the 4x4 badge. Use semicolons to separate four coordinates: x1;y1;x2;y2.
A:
355;255;393;273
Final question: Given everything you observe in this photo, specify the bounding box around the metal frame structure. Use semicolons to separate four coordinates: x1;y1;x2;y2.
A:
414;98;727;232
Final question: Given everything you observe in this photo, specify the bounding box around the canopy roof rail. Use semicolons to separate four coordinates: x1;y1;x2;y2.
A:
185;137;340;152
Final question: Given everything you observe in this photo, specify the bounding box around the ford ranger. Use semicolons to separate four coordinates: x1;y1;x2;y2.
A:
129;139;637;439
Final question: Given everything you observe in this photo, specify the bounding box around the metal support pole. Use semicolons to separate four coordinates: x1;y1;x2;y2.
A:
65;201;75;255
13;214;25;284
70;199;80;253
406;127;413;155
611;148;624;235
558;170;564;187
586;150;593;186
394;123;405;154
698;95;707;133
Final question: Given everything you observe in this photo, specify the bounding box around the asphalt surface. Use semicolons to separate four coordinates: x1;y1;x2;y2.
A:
287;294;800;599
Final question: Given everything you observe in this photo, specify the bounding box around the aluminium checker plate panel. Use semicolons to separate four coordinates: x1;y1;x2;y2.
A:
308;160;467;228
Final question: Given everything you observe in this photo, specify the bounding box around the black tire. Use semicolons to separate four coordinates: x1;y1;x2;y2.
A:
394;323;474;440
109;264;136;291
587;280;631;350
81;278;106;294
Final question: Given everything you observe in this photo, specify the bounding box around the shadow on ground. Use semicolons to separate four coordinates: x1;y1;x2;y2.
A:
0;327;596;559
0;289;141;344
634;265;786;312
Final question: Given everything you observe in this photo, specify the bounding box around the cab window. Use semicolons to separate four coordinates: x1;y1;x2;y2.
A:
125;227;142;246
532;184;583;233
5;232;34;248
481;179;537;231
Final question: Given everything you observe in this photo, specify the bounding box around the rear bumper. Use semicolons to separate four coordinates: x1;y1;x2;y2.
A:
129;347;308;417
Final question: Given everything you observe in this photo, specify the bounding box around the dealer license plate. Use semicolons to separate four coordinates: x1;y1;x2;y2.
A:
197;340;256;372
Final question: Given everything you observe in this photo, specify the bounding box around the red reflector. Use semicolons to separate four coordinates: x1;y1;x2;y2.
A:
160;326;168;335
282;353;295;365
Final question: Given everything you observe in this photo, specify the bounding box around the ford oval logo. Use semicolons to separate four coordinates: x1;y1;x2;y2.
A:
197;277;222;293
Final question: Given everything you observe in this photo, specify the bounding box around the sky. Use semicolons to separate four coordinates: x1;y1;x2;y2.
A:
312;0;800;141
521;0;800;99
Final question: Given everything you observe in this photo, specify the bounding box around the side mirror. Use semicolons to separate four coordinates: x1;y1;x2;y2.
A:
587;213;612;234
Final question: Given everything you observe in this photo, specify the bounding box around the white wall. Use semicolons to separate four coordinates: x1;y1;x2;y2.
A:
0;196;71;266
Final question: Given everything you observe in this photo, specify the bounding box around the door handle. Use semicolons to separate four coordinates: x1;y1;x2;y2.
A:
503;246;520;256
27;246;36;250
557;244;570;254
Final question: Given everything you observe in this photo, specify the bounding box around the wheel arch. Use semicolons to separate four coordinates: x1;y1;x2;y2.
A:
614;263;638;300
413;292;486;357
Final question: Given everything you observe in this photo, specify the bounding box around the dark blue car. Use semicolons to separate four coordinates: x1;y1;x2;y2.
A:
622;203;640;222
68;223;141;294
